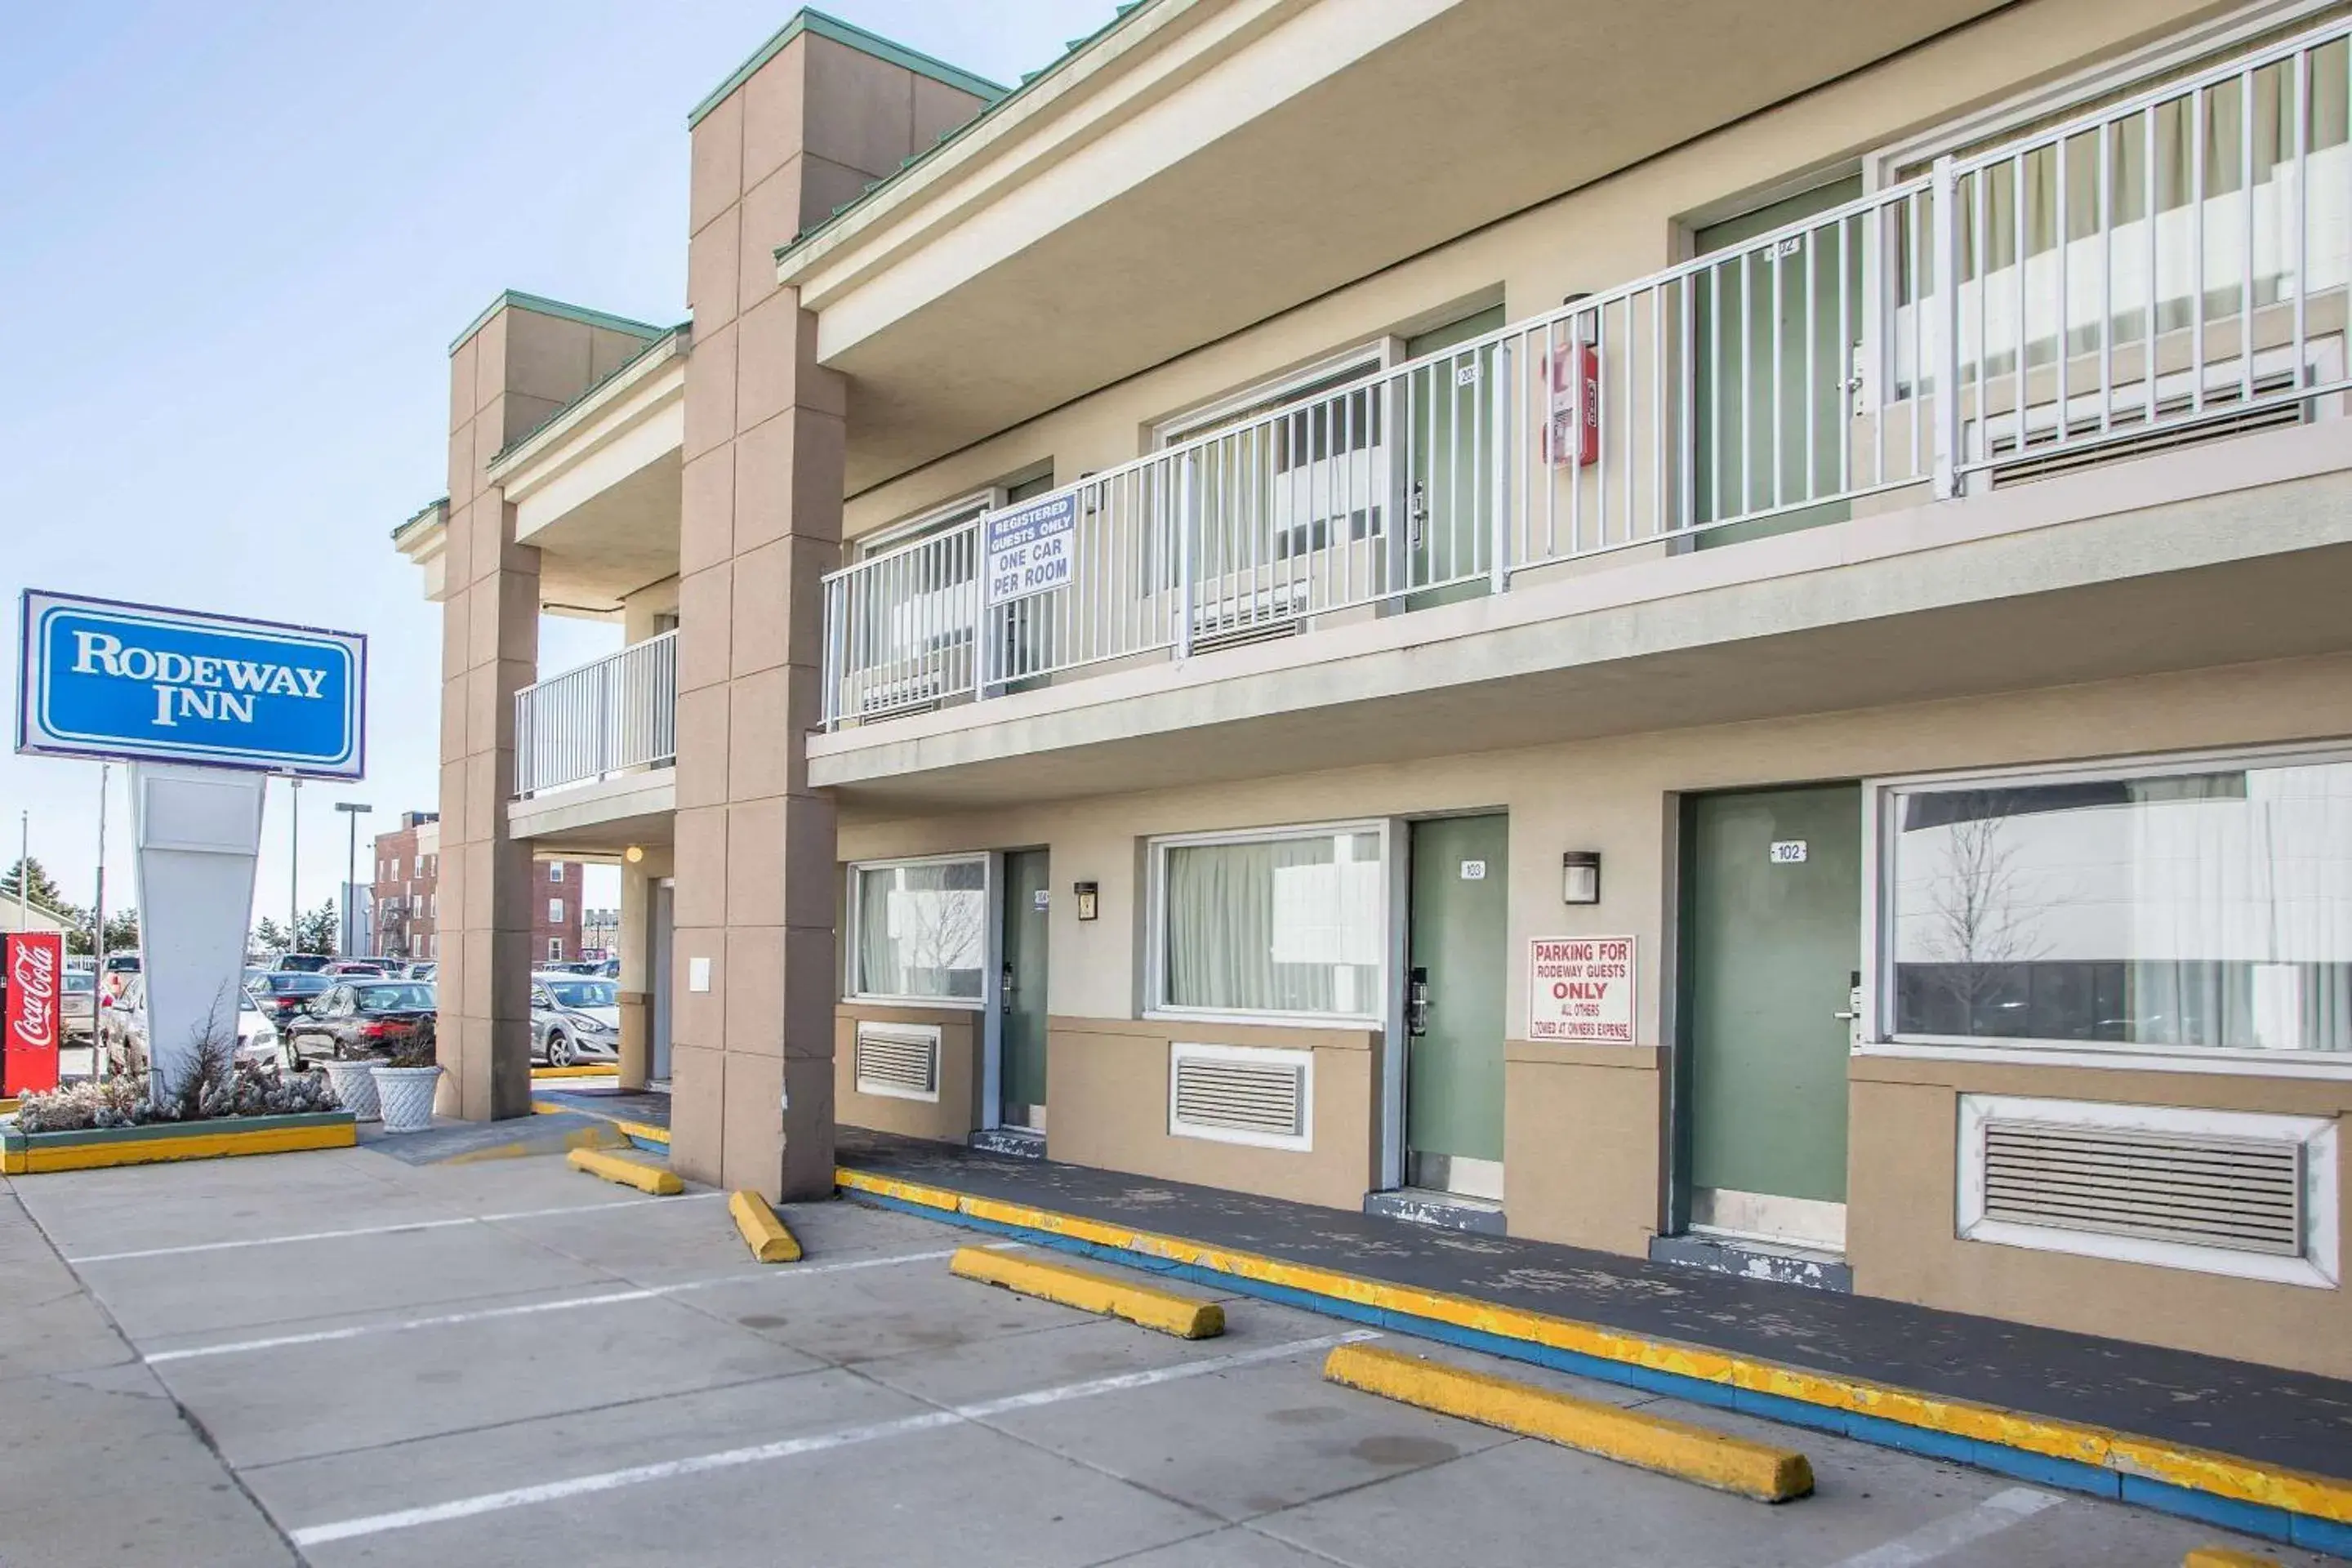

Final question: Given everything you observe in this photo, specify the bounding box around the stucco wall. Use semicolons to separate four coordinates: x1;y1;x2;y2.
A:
835;652;2352;1373
1045;1017;1382;1213
835;1002;982;1143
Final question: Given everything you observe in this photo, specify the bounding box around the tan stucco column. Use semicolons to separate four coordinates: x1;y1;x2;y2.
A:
616;854;655;1090
439;297;666;1119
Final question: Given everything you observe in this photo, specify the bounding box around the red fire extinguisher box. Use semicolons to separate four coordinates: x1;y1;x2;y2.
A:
3;933;65;1095
1544;341;1601;468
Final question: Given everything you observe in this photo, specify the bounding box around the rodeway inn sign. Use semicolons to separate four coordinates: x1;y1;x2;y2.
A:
16;591;365;778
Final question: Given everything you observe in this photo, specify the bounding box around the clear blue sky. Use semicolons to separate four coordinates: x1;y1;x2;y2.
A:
0;0;1116;932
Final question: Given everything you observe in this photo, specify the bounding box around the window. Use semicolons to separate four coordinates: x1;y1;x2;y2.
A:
548;938;563;962
849;857;987;1004
1879;752;2352;1058
1150;822;1388;1023
548;863;564;883
548;898;564;924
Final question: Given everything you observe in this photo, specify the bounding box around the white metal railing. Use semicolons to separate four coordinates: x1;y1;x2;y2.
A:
514;630;678;795
822;19;2352;730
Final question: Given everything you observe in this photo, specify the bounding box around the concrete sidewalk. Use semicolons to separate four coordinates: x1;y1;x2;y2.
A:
834;1129;2352;1557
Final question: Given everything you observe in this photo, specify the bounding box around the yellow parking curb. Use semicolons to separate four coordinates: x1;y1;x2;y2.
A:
2185;1549;2281;1567
531;1065;620;1080
950;1245;1225;1339
1325;1342;1812;1503
729;1190;802;1263
837;1166;2352;1531
567;1147;682;1196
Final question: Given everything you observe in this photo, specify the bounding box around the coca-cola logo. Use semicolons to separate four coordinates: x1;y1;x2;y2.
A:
8;941;60;1049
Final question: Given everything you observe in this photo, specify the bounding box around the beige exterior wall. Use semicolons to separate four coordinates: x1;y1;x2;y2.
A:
835;1003;984;1143
1851;1055;2352;1377
836;650;2352;1372
836;0;2229;541
1045;1018;1382;1211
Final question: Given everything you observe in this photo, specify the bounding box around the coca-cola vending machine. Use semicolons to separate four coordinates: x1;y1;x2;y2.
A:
4;932;65;1094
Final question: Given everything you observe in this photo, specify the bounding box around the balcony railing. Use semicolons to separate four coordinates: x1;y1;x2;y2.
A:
821;20;2352;730
514;630;679;796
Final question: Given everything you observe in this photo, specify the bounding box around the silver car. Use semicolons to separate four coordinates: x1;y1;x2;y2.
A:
102;976;283;1074
531;973;620;1067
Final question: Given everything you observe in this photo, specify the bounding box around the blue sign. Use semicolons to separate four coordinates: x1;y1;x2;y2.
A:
17;591;366;778
983;493;1077;607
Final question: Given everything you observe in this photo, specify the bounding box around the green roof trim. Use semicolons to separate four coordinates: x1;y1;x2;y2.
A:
772;0;1156;269
390;496;448;543
448;290;670;356
688;8;1007;131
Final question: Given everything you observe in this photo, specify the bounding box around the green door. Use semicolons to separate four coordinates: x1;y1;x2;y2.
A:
1000;849;1050;1131
1404;307;1507;612
1679;786;1861;1248
1692;176;1864;549
1405;815;1509;1198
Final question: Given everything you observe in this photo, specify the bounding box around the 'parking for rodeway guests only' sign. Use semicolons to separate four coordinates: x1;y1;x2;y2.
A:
1529;936;1637;1044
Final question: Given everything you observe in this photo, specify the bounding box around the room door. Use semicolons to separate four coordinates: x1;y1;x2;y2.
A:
999;849;1050;1132
1404;815;1509;1199
1678;785;1861;1250
649;879;674;1083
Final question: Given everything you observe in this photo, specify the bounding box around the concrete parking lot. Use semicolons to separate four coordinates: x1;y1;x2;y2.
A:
0;1142;2331;1568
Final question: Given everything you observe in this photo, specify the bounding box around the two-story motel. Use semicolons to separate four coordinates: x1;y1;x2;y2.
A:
394;0;2352;1378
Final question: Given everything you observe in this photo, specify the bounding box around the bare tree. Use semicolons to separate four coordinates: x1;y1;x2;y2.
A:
1924;806;2047;1031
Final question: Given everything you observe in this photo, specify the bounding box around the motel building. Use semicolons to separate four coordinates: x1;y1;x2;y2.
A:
392;0;2352;1380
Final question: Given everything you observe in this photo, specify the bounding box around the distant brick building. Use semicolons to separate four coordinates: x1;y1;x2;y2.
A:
372;812;581;964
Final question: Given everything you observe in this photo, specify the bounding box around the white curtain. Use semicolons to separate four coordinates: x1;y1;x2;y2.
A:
1165;831;1382;1016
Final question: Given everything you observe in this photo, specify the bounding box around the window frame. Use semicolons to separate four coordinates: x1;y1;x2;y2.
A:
1144;818;1393;1029
853;488;1004;562
1864;740;2352;1078
844;852;992;1011
1150;341;1400;450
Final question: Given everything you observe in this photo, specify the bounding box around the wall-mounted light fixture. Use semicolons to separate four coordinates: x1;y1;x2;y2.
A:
1561;851;1602;906
1074;881;1100;921
624;844;645;864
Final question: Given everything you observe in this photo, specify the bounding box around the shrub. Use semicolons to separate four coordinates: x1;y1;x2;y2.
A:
13;1009;340;1134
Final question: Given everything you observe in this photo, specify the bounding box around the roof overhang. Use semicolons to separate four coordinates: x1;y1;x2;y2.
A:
779;0;2009;491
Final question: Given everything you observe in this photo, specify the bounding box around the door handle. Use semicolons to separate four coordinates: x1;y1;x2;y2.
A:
1405;967;1431;1037
1000;962;1014;1015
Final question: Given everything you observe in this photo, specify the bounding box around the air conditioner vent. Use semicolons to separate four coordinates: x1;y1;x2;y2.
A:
1980;1120;2303;1256
854;1022;940;1102
1986;373;2307;487
1168;1044;1310;1148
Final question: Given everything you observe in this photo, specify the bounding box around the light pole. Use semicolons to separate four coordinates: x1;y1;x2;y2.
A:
91;764;108;1081
16;808;26;925
335;802;372;956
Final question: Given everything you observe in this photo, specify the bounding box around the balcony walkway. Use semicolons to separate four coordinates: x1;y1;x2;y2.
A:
831;1128;2352;1556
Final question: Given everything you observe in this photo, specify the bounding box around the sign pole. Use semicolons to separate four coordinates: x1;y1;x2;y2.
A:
15;809;25;925
289;775;301;951
91;764;107;1080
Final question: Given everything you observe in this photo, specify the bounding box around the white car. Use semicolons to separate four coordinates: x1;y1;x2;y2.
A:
103;977;283;1074
530;973;620;1067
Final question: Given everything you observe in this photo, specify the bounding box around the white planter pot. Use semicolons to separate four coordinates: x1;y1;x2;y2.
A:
322;1058;381;1122
372;1065;443;1134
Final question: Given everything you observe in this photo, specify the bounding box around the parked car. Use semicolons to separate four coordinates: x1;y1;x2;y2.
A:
101;951;141;998
281;980;438;1062
250;972;336;1040
272;952;332;973
546;959;607;976
404;961;439;981
61;965;98;1043
323;960;392;977
531;973;620;1067
103;977;281;1074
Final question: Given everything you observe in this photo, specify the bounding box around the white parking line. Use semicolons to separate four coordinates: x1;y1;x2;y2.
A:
1824;1487;2063;1567
144;1245;983;1364
66;1193;726;1264
290;1329;1379;1546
